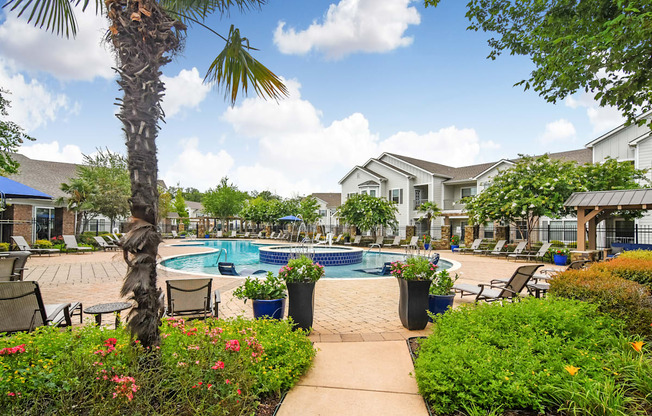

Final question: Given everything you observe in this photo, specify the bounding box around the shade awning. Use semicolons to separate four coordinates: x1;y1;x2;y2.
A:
0;176;52;199
564;189;652;209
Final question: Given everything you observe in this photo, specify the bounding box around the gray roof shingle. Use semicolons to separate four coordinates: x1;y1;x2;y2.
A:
311;193;342;208
565;189;652;208
6;154;80;199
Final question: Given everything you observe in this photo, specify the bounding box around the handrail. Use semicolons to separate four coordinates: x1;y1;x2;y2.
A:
215;248;227;265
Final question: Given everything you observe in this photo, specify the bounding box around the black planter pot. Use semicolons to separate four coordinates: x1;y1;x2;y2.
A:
397;278;432;330
428;294;455;322
286;282;316;331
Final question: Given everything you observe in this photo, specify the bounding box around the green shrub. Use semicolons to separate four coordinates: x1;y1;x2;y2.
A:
33;240;53;248
567;242;577;249
591;256;652;289
0;317;314;415
620;249;652;261
279;256;324;283
549;268;652;340
391;256;437;281
0;243;9;252
414;298;650;415
550;240;565;247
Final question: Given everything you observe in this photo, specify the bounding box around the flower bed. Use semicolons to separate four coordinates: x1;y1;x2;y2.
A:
414;298;651;415
0;317;315;414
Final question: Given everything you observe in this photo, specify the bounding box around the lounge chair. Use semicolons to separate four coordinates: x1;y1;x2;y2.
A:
171;230;178;238
11;235;60;256
62;235;93;253
533;260;591;282
0;281;82;333
401;236;418;250
385;236;401;248
332;234;343;244
217;262;267;276
492;241;527;258
0;251;31;280
312;233;322;244
353;262;393;276
429;253;440;265
256;231;265;239
229;230;238;238
344;235;362;245
0;258;18;281
94;236;119;251
240;232;250;239
164;278;220;319
454;238;483;254
453;264;543;302
474;240;506;256
509;242;552;262
369;235;384;249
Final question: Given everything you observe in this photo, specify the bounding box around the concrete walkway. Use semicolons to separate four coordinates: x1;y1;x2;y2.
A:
278;341;427;416
23;240;559;415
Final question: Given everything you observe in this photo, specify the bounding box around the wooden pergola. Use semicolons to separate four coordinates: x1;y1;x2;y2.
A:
564;189;652;251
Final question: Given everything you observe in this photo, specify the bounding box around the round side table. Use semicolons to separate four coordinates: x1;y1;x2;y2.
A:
84;302;132;328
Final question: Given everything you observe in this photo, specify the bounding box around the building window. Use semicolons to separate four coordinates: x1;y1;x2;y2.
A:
319;210;327;216
347;192;357;199
484;222;494;239
461;187;477;198
361;190;367;195
369;189;376;197
390;189;402;204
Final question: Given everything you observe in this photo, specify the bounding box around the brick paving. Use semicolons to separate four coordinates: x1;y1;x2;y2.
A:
24;240;556;341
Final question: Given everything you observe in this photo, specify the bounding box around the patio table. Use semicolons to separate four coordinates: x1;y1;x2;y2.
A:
84;302;132;328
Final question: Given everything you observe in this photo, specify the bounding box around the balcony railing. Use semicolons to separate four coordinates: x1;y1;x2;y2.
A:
443;199;466;210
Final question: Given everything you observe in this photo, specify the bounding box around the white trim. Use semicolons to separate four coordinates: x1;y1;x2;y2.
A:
585;110;652;148
472;159;515;179
365;158;415;179
338;165;385;184
629;131;652;146
379;152;453;179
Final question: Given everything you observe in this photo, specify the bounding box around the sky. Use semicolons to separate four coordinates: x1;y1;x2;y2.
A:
0;0;625;197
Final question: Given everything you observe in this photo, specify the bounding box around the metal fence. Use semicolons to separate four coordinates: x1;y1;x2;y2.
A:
521;224;652;250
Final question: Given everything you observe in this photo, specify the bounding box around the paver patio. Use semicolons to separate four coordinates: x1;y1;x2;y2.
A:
20;239;560;415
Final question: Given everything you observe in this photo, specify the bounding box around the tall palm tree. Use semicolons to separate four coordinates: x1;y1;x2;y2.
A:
5;0;287;347
57;177;96;236
417;201;442;238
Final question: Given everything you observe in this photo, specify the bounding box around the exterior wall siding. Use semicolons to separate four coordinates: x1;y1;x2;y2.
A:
637;137;652;228
592;122;649;162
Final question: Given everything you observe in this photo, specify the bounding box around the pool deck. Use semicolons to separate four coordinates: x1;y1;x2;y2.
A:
24;238;554;340
22;238;560;416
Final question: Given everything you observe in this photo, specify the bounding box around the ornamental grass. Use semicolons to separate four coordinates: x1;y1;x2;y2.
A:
0;317;315;415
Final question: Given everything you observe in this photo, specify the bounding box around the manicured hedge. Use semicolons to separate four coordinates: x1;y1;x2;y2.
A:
591;253;652;289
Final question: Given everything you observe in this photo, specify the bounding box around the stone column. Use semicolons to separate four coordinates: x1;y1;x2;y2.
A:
439;225;451;249
405;225;416;241
495;225;507;241
464;225;474;246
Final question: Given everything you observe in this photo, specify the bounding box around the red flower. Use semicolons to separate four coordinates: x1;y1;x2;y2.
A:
225;339;241;352
211;361;225;370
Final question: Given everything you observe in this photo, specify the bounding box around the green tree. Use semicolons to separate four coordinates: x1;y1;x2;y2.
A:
416;201;442;237
336;194;398;237
298;196;320;226
578;157;650;192
172;189;189;228
7;0;288;346
425;0;652;127
78;149;131;231
464;155;579;245
0;89;34;175
158;186;173;222
240;197;268;229
251;190;281;201
203;177;247;232
56;177;96;236
167;185;203;203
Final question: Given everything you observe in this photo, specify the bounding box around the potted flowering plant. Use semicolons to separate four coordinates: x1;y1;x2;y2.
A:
391;256;435;330
428;269;459;320
551;247;570;265
233;272;286;320
279;255;325;330
423;234;431;250
450;235;460;252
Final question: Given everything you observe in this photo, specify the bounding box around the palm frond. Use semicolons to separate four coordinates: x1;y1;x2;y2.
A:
205;24;287;106
2;0;104;38
159;0;265;24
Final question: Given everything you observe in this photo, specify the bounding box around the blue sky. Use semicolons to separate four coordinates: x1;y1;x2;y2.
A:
0;0;624;196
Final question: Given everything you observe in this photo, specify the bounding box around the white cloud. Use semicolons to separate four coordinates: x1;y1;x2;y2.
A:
162;138;235;191
0;6;114;81
220;78;490;196
18;141;84;163
0;60;72;131
565;92;624;134
274;0;420;59
539;119;576;144
160;68;211;118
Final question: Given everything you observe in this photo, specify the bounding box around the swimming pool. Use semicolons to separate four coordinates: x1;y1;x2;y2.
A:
160;240;456;279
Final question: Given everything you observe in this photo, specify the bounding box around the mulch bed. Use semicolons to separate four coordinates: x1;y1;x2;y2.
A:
406;337;558;416
255;393;285;416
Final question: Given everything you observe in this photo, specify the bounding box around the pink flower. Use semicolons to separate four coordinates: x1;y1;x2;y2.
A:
211;361;225;370
225;379;231;384
225;339;241;352
237;389;242;395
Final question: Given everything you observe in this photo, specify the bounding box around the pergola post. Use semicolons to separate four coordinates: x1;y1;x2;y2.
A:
576;208;586;251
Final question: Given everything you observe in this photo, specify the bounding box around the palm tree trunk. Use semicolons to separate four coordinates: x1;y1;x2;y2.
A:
106;0;185;348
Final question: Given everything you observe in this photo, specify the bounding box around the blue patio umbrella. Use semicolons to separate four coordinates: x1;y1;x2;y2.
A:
278;215;302;221
0;176;52;199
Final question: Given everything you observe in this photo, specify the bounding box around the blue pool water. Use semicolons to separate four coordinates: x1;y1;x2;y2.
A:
161;240;453;279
